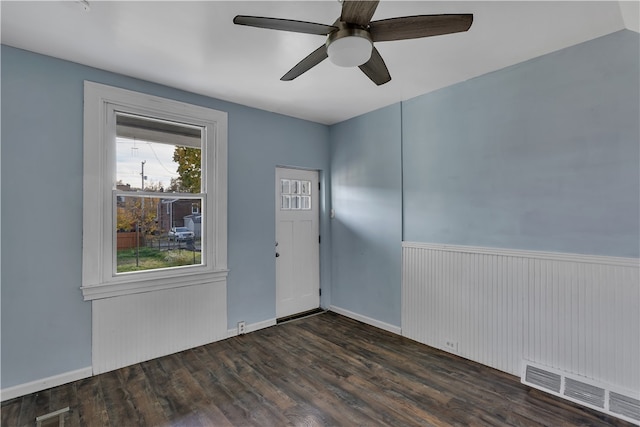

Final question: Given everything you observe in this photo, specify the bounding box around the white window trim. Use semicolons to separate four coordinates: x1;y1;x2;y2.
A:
81;81;228;301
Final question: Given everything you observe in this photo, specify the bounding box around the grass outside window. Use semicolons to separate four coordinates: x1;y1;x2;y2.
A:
117;246;201;272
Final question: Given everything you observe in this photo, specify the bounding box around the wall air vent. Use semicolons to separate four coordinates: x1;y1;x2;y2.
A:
564;377;605;408
525;364;562;393
610;392;640;422
522;361;640;426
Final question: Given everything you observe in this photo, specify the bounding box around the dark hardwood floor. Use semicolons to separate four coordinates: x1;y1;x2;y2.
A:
2;312;634;426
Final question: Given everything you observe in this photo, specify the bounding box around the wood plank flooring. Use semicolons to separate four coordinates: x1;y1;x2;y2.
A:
2;312;635;426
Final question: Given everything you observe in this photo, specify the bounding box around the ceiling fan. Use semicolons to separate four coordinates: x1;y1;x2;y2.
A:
233;0;473;86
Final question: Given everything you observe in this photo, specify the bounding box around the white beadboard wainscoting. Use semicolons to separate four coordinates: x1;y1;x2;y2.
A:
92;281;227;374
402;242;640;394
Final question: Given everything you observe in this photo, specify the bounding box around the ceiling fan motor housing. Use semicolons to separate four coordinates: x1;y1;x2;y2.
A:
326;25;373;67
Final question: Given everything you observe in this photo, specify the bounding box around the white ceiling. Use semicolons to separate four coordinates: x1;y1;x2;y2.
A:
1;1;638;125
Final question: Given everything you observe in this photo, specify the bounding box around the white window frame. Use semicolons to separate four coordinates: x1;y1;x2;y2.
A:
81;81;227;300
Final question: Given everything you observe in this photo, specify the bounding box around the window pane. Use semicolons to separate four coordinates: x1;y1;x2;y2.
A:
115;113;205;274
300;180;311;195
281;179;291;195
281;195;291;210
116;195;203;273
291;195;300;210
116;113;202;194
301;196;311;210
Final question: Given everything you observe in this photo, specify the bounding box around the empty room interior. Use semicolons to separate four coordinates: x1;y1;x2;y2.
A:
1;1;639;425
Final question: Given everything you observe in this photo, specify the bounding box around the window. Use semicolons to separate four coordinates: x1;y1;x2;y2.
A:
115;113;204;273
280;179;312;210
82;82;227;300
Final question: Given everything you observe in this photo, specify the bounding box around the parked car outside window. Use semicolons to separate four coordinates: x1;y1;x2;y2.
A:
168;226;195;241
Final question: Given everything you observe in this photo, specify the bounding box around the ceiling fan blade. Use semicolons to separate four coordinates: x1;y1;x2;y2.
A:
358;47;391;86
233;15;337;35
340;0;380;26
369;14;473;42
281;44;329;81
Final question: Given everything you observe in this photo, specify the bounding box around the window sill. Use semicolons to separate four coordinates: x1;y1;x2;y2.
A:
81;269;229;301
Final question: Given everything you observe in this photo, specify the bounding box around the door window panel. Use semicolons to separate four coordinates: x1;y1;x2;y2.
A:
280;179;311;210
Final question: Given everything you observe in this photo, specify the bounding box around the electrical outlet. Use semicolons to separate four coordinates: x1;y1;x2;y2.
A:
237;321;246;335
444;340;458;353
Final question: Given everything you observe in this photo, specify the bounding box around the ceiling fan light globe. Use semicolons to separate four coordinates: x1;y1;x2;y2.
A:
327;35;372;67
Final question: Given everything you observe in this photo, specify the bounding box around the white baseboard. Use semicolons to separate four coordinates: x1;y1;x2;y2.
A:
227;317;277;338
329;305;402;335
1;367;93;402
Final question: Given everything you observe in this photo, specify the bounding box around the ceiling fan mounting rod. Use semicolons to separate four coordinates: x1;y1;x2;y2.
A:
327;24;371;45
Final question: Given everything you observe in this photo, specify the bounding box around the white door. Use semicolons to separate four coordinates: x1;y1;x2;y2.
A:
275;167;320;319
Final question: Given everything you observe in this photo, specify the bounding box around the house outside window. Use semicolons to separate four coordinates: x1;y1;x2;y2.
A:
82;82;228;300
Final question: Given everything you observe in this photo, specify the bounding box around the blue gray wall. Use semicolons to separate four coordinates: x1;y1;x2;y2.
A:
403;29;639;258
1;45;330;389
329;104;402;327
327;29;639;331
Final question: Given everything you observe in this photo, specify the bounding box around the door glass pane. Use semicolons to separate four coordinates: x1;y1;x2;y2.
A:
281;179;291;195
281;195;291;210
301;196;311;210
291;195;300;210
300;180;311;195
293;180;302;194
